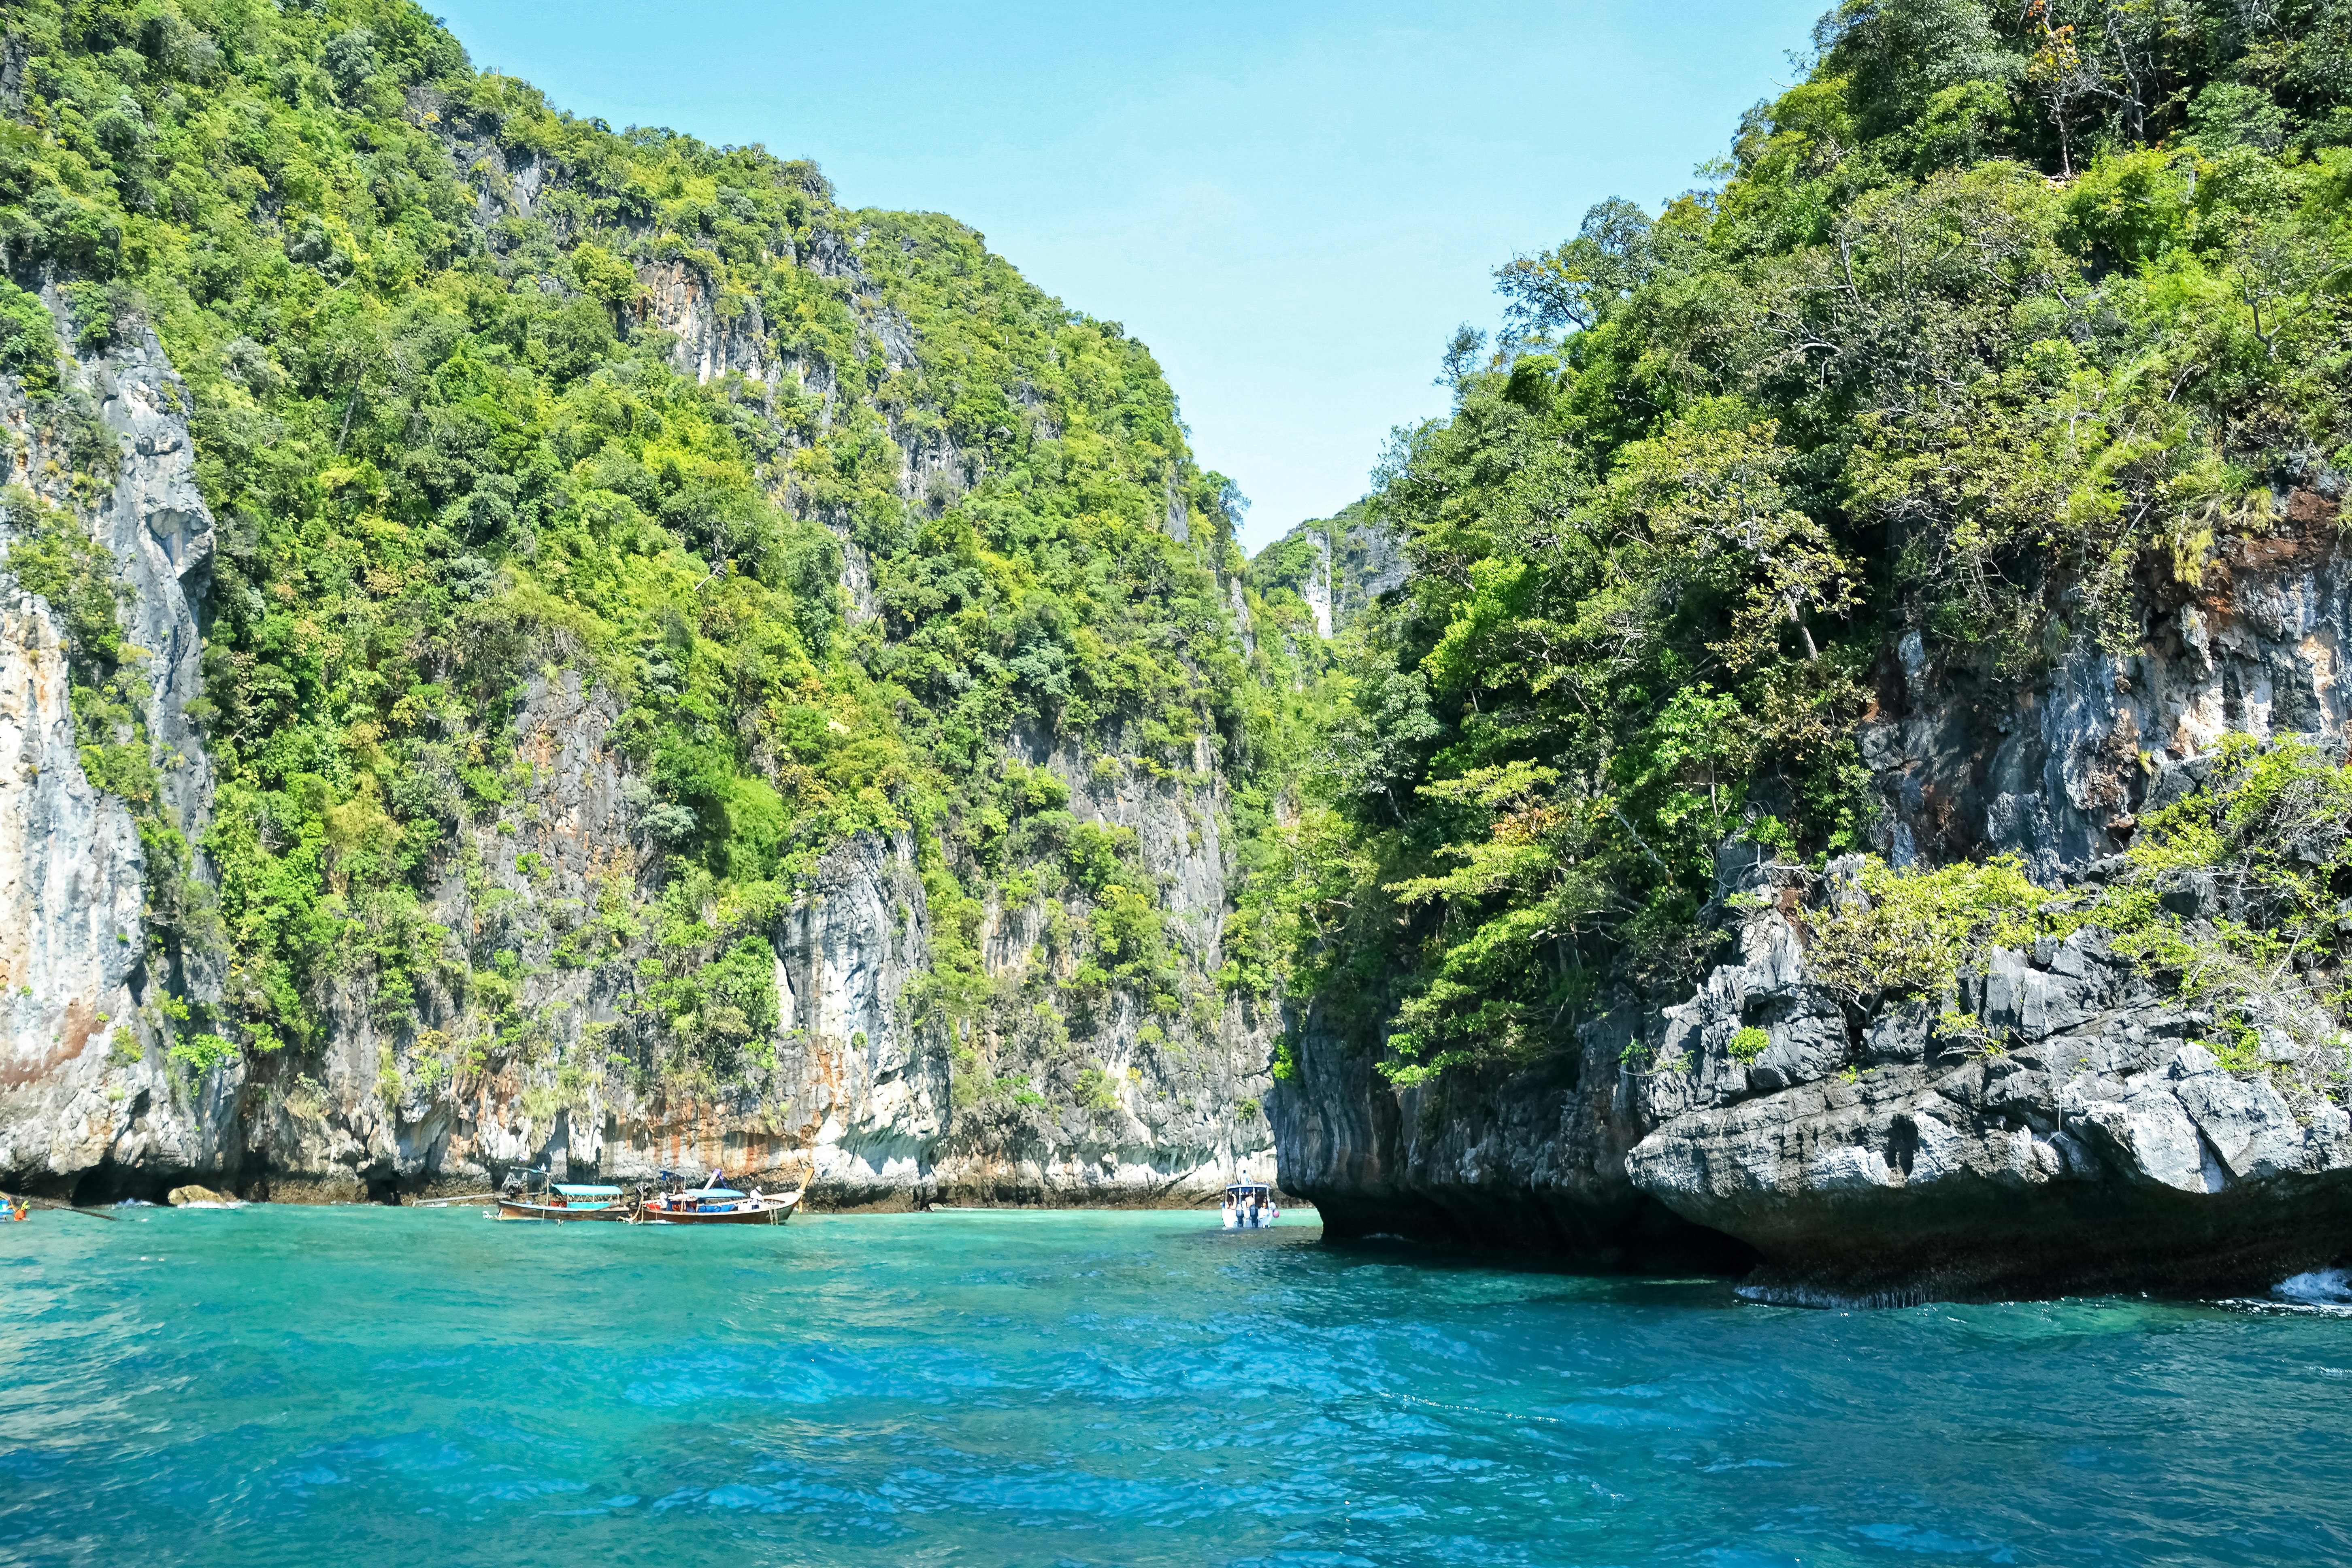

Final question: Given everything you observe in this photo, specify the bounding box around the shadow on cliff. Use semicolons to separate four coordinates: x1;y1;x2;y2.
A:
1272;1038;1761;1279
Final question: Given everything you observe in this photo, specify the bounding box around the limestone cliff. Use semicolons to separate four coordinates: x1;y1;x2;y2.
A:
1250;500;1403;640
1;311;233;1196
1623;903;2352;1303
0;109;1276;1206
1274;481;2352;1299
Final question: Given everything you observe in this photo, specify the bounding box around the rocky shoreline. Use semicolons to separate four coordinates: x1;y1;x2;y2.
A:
1281;904;2352;1304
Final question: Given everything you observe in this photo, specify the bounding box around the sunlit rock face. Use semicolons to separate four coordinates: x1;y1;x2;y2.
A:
0;319;241;1196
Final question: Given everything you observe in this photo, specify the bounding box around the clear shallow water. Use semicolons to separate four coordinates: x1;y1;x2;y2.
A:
1;1208;2348;1567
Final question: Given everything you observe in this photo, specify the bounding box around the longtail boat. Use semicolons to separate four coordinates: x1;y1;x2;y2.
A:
494;1174;631;1223
634;1171;801;1226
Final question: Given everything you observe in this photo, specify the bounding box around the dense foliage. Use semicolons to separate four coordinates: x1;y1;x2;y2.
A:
1257;0;2352;1085
0;0;1251;1089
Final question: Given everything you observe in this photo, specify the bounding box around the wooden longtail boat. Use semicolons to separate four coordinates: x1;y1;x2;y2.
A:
634;1184;801;1226
494;1179;631;1223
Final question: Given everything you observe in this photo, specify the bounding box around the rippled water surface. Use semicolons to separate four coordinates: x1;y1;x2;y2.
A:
3;1206;2349;1566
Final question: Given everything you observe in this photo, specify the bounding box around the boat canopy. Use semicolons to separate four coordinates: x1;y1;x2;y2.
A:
1225;1183;1271;1196
686;1188;748;1200
552;1184;623;1197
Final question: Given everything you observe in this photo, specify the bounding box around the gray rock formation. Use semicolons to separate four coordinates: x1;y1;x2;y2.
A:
0;317;234;1197
1867;488;2352;880
1274;998;1747;1266
1252;500;1403;640
1624;904;2352;1302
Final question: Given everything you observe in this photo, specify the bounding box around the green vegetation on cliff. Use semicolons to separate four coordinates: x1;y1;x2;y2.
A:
0;0;1252;1088
1809;734;2352;1088
1257;0;2352;1085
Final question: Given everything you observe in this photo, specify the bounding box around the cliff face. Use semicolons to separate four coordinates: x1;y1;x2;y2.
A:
1275;484;2352;1299
0;109;1275;1205
1274;989;1752;1268
241;683;955;1205
0;315;234;1197
1868;481;2352;883
1624;906;2352;1302
1251;501;1403;640
936;725;1277;1204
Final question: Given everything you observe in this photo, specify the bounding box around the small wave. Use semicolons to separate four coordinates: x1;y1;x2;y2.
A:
2214;1298;2352;1319
2216;1270;2352;1317
2274;1269;2352;1305
1854;1521;2012;1557
1733;1281;1932;1311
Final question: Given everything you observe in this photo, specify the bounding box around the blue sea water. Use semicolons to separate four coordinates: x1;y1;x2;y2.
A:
1;1206;2348;1566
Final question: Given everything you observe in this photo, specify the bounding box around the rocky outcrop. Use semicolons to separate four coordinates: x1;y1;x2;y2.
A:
1274;1000;1751;1268
1867;484;2347;881
641;257;792;391
1623;899;2352;1302
86;330;215;844
1274;487;2352;1299
0;572;200;1183
0;317;235;1200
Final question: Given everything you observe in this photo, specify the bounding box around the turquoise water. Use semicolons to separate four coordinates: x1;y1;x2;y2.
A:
2;1208;2348;1566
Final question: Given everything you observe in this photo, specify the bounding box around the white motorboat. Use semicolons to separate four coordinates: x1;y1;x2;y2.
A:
1221;1182;1278;1230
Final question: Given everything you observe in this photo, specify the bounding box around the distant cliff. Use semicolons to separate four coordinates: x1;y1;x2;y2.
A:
1247;500;1403;642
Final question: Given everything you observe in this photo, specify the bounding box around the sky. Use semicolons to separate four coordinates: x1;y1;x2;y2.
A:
429;0;1826;551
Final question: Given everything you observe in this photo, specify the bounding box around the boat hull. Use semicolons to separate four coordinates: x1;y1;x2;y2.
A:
494;1200;630;1223
640;1198;799;1226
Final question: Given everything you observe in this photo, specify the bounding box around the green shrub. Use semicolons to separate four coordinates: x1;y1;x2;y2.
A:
0;279;57;394
1073;1064;1118;1113
1805;855;2056;1003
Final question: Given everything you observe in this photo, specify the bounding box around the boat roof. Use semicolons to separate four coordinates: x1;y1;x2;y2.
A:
552;1184;622;1196
1225;1183;1270;1194
687;1188;747;1200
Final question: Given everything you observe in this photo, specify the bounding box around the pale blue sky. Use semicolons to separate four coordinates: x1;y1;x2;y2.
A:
431;1;1824;549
